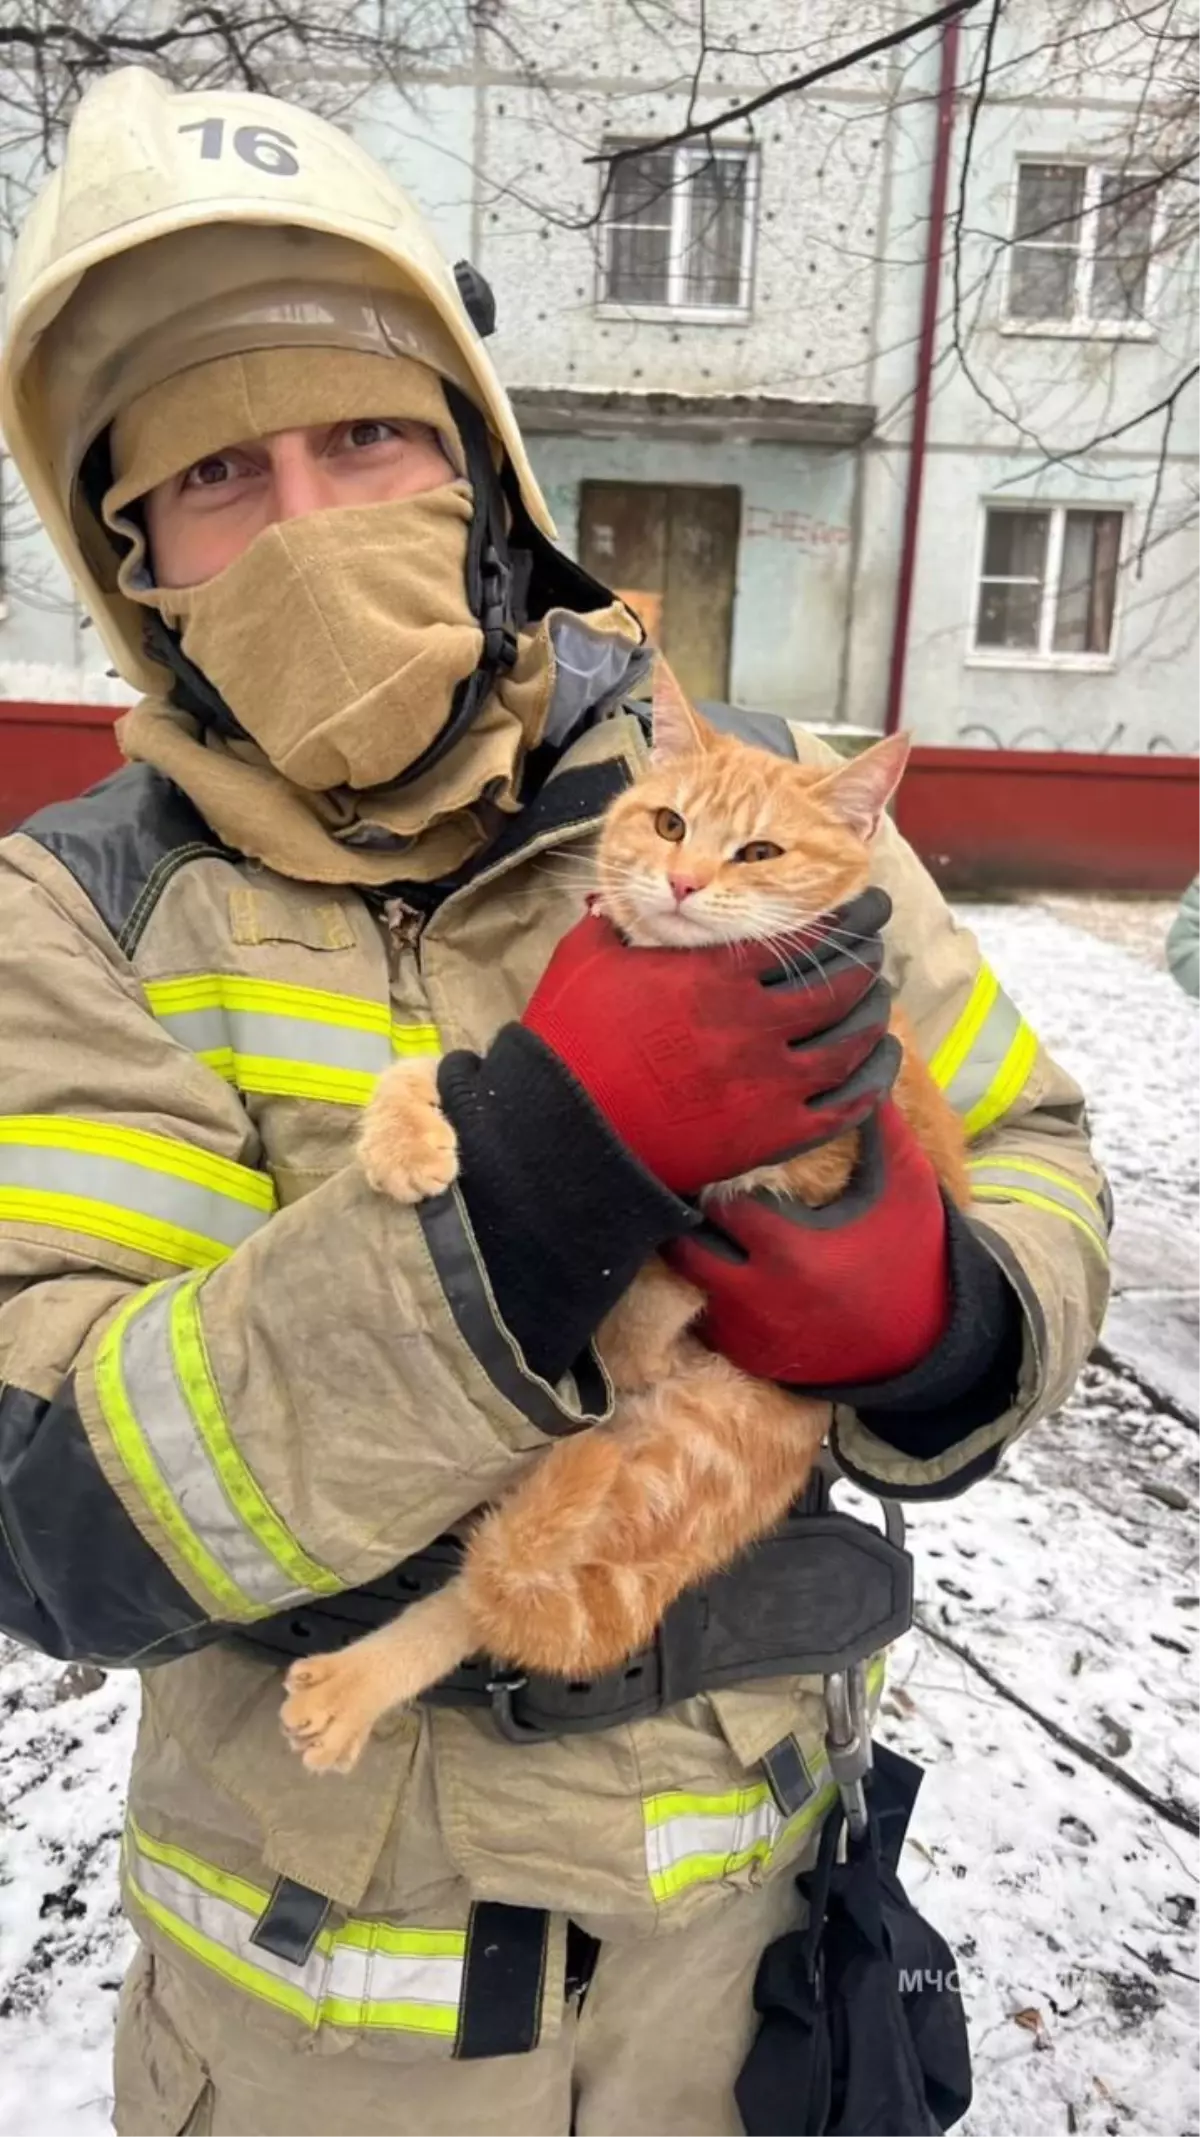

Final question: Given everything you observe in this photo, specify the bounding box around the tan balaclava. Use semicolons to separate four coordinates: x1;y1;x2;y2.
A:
108;346;637;882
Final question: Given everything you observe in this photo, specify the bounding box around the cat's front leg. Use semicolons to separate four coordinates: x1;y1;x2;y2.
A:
358;1057;459;1203
596;1255;703;1392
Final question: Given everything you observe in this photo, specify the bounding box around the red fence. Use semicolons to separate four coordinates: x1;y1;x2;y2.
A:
0;700;123;829
1;702;1197;892
895;745;1199;894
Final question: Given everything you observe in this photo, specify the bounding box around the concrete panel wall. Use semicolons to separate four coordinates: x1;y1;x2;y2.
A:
529;432;857;720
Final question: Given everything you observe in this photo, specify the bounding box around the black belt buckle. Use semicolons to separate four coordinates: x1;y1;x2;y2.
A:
486;1673;556;1743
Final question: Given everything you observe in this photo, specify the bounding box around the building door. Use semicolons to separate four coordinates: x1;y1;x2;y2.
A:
578;482;740;702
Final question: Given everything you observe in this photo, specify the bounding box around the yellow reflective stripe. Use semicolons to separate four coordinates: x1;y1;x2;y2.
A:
125;1820;465;2036
168;1280;342;1599
95;1291;251;1617
0;1117;275;1209
391;1023;440;1058
228;1055;381;1106
129;1818;269;1917
127;1868;324;2028
644;1781;772;1829
144;974;391;1034
928;963;998;1090
0;1116;275;1265
928;963;1039;1139
649;1787;839;1904
961;1020;1039;1139
331;1921;466;1959
644;1658;886;1903
131;1874;458;2035
0;1189;233;1270
128;1822;465;1964
967;1156;1108;1231
971;1184;1109;1256
145;977;438;1098
193;1046;236;1083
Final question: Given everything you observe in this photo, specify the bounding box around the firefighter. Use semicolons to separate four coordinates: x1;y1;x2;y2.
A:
0;69;1110;2136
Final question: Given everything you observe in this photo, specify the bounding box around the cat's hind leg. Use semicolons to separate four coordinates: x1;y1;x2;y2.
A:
281;1582;475;1773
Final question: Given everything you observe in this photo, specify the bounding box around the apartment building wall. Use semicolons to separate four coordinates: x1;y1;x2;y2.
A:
0;1;1195;756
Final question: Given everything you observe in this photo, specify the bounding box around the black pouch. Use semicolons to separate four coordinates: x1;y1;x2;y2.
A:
735;1744;972;2136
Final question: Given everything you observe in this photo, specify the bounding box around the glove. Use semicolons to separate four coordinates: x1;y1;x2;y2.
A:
666;1101;952;1385
520;889;898;1198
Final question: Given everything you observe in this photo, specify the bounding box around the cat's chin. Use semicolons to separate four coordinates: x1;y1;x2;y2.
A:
622;908;733;949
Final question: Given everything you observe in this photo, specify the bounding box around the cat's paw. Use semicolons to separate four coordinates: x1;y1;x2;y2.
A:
358;1058;459;1203
280;1653;384;1775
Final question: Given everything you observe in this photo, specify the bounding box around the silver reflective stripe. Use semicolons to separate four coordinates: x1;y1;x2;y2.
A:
939;991;1021;1116
645;1791;783;1898
643;1658;888;1903
118;1284;311;1612
967;1158;1110;1254
155;1005;392;1078
126;1830;465;2034
929;964;1039;1139
0;1142;266;1252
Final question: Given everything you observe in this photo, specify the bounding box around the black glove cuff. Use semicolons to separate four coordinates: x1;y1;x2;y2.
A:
800;1199;1026;1459
437;1024;695;1386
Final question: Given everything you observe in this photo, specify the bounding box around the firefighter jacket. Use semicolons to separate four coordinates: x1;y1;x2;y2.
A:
0;704;1110;2059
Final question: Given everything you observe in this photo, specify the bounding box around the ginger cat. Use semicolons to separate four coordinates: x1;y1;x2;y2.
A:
281;670;969;1773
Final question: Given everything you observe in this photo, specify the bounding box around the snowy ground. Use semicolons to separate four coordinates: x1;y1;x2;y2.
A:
1;896;1197;2136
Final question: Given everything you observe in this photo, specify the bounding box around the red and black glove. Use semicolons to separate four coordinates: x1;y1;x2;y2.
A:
520;891;896;1196
438;889;902;1389
667;1102;1025;1458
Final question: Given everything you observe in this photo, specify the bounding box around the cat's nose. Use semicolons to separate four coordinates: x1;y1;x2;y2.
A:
669;874;702;904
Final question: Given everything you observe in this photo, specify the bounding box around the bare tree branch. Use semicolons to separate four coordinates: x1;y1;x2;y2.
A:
584;0;985;176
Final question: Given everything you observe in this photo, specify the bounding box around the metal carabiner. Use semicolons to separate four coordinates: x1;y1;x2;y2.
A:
823;1660;873;1840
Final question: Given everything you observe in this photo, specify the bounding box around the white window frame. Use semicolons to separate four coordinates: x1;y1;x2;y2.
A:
596;141;758;324
1001;158;1161;340
966;500;1128;671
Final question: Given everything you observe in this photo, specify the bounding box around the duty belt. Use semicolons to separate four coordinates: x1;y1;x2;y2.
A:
231;1474;913;1743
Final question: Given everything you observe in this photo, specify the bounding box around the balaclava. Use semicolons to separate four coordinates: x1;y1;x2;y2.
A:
106;345;642;882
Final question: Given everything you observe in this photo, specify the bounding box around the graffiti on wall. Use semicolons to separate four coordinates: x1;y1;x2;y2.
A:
743;506;850;553
958;720;1187;754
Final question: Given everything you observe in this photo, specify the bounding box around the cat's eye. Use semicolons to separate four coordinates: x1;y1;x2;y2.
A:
654;808;687;842
733;840;784;864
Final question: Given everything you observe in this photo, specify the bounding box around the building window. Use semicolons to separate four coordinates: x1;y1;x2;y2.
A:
1006;161;1158;328
973;505;1124;663
600;143;756;315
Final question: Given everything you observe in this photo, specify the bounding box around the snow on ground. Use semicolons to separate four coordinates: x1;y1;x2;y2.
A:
1;897;1197;2136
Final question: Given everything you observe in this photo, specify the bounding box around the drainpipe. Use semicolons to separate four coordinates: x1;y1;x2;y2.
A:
883;17;961;734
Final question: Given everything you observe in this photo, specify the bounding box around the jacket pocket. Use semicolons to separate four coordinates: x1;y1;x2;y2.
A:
227;887;357;951
113;1950;212;2137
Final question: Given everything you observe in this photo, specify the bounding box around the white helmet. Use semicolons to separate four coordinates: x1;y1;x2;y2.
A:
0;67;555;695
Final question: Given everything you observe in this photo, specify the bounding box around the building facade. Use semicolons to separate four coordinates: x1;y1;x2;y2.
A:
1;0;1197;755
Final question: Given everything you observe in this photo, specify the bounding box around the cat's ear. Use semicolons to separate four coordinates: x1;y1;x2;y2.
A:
650;661;712;764
813;733;911;842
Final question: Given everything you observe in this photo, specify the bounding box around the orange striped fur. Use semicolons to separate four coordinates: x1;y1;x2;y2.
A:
281;666;966;1772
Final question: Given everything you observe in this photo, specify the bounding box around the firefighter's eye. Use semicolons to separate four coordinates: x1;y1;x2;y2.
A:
655;808;686;842
733;840;784;863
